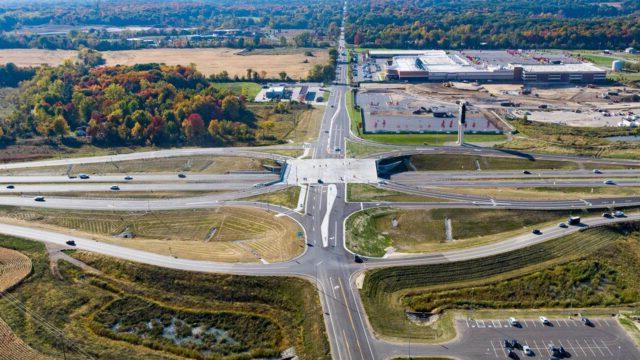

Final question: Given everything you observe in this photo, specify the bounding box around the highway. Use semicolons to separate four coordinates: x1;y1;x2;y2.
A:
1;1;640;359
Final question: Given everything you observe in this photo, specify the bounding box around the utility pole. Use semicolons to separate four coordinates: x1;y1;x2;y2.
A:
457;101;467;146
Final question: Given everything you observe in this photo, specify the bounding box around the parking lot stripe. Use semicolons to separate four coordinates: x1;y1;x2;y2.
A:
567;339;588;356
591;338;606;356
477;320;486;328
492;320;501;328
559;340;577;357
600;339;614;356
583;338;597;356
489;340;499;358
561;319;569;327
541;337;551;356
532;339;541;354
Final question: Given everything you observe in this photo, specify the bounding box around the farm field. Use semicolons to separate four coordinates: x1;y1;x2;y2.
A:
361;223;640;342
347;183;448;203
0;156;274;176
0;244;47;360
346;208;603;257
0;206;304;263
0;48;329;79
0;236;329;359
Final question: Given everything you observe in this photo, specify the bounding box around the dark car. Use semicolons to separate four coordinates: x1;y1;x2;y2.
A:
79;174;90;179
6;185;15;189
110;185;120;191
581;317;594;327
354;255;364;263
124;176;133;181
34;196;45;202
66;240;76;246
522;170;532;175
532;229;542;235
178;173;187;178
317;179;324;184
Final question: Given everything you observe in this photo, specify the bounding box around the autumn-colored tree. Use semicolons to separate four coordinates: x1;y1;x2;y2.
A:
182;113;206;143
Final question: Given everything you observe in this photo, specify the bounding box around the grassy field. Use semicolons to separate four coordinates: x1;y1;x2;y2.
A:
285;105;325;143
0;48;329;80
0;155;272;176
242;186;301;209
0;236;329;359
435;186;640;201
346;208;585;257
0;206;304;263
362;133;507;146
409;153;581;171
347;183;449;203
347;90;363;134
361;223;640;342
497;119;640;159
345;140;395;158
210;82;262;100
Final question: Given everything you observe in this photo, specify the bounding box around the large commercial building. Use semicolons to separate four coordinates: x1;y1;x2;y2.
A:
379;50;606;83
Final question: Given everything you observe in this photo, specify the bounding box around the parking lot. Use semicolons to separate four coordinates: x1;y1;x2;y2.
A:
451;318;640;359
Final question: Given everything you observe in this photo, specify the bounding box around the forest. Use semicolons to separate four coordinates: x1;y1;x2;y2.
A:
345;0;640;50
0;0;342;50
3;62;278;147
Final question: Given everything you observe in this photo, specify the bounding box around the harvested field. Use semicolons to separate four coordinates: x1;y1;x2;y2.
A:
0;247;31;294
0;206;304;263
0;247;45;360
0;48;329;79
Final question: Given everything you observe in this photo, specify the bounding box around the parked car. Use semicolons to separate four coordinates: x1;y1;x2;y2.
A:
614;210;625;217
508;317;519;326
602;212;613;218
539;316;551;325
581;317;593;327
523;345;533;356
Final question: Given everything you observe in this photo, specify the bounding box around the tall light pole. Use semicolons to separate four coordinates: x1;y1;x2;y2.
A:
457;101;467;146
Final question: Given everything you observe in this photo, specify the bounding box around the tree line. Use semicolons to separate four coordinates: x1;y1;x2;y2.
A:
346;0;640;50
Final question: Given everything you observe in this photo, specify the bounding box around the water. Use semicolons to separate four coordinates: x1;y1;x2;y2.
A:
606;135;640;142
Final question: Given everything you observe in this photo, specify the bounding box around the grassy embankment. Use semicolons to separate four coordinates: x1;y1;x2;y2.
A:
0;206;304;263
347;183;448;203
409;153;594;171
242;186;301;209
361;223;640;342
346;207;593;257
436;186;640;201
345;90;506;145
572;51;640;83
210;82;262;100
497;118;640;159
0;236;329;359
0;156;274;176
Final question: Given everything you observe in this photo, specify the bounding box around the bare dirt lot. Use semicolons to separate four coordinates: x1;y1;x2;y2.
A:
0;48;329;79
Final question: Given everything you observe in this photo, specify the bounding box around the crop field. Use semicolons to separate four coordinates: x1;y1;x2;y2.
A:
0;156;272;176
347;184;448;203
0;206;303;263
361;223;640;341
409;154;582;171
0;236;329;359
0;242;47;360
0;48;329;80
346;208;581;257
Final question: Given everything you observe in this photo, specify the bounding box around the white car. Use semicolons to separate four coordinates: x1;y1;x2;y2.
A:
508;317;519;326
539;316;551;325
523;345;533;356
603;179;616;185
